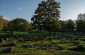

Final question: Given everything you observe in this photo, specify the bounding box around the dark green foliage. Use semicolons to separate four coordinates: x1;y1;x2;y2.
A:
66;19;74;31
0;16;8;31
31;0;60;33
76;20;85;32
60;19;75;31
7;18;29;31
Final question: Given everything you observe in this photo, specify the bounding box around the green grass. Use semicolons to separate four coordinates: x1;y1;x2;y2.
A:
0;49;85;55
0;31;85;55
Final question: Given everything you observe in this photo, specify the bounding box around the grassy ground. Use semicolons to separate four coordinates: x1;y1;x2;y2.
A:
0;49;85;55
0;31;85;55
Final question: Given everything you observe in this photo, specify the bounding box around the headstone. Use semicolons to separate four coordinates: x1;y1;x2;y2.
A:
40;44;48;50
71;42;79;45
0;38;4;42
54;45;65;50
67;45;84;52
2;43;17;47
2;47;12;53
22;44;34;48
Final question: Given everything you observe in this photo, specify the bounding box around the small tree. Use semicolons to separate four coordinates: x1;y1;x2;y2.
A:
60;21;67;31
76;20;85;32
0;15;8;31
66;19;74;31
7;18;29;31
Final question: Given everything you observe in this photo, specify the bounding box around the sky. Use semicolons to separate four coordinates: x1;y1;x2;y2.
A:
0;0;85;21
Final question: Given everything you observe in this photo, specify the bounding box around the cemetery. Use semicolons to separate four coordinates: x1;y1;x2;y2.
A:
0;0;85;55
0;32;85;55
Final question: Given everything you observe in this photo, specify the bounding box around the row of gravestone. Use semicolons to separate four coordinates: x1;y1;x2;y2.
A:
0;43;17;47
22;44;85;52
0;34;80;43
22;44;64;50
17;34;71;41
0;43;17;53
0;47;12;53
0;41;79;48
0;38;8;42
18;37;80;45
0;43;84;53
17;36;55;41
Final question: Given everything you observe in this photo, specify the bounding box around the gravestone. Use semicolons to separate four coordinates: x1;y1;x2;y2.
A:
0;38;4;42
2;47;12;53
2;43;17;47
55;45;65;50
22;44;34;48
67;45;84;52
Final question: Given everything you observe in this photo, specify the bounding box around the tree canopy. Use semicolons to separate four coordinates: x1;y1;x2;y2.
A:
7;18;29;31
66;19;74;31
31;0;60;33
76;20;85;32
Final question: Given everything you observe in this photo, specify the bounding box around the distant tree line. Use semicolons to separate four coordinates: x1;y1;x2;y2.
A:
0;16;33;32
0;16;85;32
0;0;85;33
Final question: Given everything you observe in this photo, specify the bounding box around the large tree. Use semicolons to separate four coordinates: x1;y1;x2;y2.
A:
31;0;60;33
7;18;29;31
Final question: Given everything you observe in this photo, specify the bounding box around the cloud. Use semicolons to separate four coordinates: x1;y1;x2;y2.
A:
18;8;22;11
42;0;46;1
3;17;11;21
23;18;32;23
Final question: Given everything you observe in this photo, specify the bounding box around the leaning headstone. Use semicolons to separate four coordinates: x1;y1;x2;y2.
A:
3;38;7;40
40;44;48;50
2;47;12;53
51;42;58;45
71;41;79;45
67;45;84;52
18;39;23;42
54;45;65;50
22;44;34;48
2;43;17;47
48;44;53;49
0;38;4;42
22;45;28;48
9;43;17;46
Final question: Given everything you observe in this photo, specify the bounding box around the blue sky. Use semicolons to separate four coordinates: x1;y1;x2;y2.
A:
0;0;85;21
